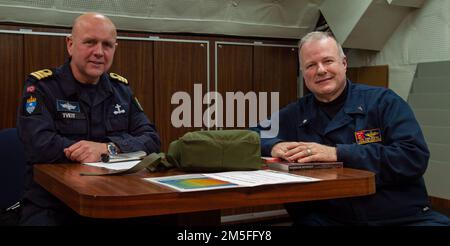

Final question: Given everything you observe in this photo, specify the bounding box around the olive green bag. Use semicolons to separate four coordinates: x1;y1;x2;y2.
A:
80;130;263;176
156;129;263;172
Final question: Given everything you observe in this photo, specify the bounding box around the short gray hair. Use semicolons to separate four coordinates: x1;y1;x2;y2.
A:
298;31;345;59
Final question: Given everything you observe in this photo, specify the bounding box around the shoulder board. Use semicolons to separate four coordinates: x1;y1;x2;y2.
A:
109;73;128;85
30;69;53;80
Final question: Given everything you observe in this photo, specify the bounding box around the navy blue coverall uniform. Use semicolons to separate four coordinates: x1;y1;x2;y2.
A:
17;61;161;225
259;80;450;225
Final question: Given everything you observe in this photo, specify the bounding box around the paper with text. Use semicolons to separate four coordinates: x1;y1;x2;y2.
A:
143;170;320;192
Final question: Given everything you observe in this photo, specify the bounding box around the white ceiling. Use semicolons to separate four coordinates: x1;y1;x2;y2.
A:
0;0;324;39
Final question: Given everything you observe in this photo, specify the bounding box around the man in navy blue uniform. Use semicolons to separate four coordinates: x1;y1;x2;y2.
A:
17;13;161;225
258;31;449;226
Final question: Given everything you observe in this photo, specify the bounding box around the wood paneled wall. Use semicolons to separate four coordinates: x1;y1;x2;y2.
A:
0;25;299;151
253;46;298;108
217;44;254;129
0;34;23;128
23;35;67;75
217;44;299;129
347;65;389;88
110;40;155;120
217;44;254;93
154;41;207;151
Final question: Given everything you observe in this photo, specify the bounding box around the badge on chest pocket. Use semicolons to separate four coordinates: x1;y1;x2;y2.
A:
108;103;129;131
112;103;128;116
56;100;85;119
355;128;382;144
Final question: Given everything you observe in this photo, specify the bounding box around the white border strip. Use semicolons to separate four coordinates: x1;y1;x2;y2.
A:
0;29;69;36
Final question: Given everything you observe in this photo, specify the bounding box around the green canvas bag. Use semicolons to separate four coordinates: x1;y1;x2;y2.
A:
160;129;262;172
80;130;263;176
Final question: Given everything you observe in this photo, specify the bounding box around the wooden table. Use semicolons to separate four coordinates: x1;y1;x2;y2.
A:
34;164;375;224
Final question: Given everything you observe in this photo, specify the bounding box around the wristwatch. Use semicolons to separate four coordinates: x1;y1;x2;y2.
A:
106;142;118;156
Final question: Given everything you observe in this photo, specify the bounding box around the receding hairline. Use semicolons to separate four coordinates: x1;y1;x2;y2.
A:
298;31;345;59
71;12;117;36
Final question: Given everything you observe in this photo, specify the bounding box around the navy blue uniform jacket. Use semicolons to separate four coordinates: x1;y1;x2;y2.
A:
260;81;430;221
17;61;161;208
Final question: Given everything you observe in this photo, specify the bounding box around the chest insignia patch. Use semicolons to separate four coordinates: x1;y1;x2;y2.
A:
355;128;382;145
25;96;37;114
113;104;126;115
57;100;80;113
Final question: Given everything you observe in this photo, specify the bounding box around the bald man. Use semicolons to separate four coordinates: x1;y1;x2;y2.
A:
17;13;161;225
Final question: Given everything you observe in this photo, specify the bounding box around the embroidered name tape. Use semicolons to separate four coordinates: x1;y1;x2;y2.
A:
58;112;86;120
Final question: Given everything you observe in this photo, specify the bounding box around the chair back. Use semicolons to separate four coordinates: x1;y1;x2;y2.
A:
0;128;26;209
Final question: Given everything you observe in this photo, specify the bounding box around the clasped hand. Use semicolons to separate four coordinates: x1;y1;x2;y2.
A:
64;140;107;163
271;141;337;163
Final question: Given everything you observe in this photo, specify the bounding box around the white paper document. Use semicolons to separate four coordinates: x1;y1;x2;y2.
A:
83;160;142;170
205;170;320;186
143;170;320;192
83;151;147;170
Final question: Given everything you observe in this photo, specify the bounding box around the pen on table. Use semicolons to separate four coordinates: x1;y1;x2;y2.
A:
101;154;110;163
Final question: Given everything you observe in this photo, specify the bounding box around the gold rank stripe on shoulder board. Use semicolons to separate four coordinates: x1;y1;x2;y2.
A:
109;72;128;85
30;69;53;80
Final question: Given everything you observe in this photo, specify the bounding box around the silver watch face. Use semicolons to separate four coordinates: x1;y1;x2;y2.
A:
108;143;117;156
